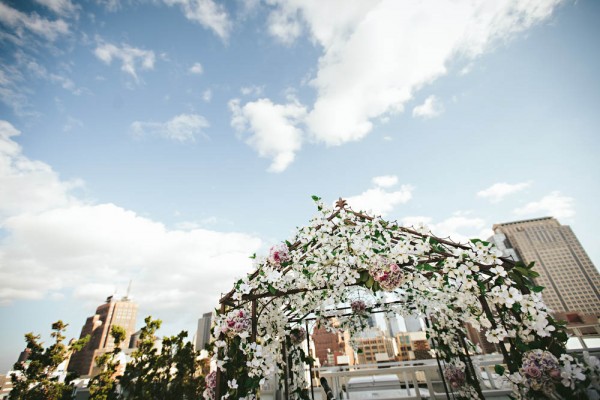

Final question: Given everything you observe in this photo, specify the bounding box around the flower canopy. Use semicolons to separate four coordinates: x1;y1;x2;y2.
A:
206;197;599;400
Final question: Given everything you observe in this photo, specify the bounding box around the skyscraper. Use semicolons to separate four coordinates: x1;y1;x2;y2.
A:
384;312;401;337
492;217;600;317
195;312;212;351
68;294;138;376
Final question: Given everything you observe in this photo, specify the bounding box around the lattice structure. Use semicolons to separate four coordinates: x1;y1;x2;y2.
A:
206;198;584;400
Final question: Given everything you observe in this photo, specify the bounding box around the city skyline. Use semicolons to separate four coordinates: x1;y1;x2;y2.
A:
1;0;599;373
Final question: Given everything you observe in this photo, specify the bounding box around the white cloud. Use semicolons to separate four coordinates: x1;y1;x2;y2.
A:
401;213;490;244
240;85;264;96
94;40;156;82
0;121;81;219
189;62;204;74
233;0;561;168
162;0;231;40
25;59;81;95
202;89;212;102
0;120;262;315
131;113;209;142
345;181;413;217
477;181;531;203
0;2;69;41
412;95;444;119
514;191;575;219
96;0;121;12
372;175;398;188
229;98;306;173
33;0;78;17
267;5;303;45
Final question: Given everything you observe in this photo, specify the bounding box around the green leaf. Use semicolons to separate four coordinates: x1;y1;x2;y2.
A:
532;285;545;293
494;364;505;375
311;195;321;202
268;285;277;295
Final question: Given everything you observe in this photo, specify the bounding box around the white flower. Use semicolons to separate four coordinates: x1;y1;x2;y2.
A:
228;379;238;389
485;327;507;344
561;363;586;389
534;314;555;337
490;265;507;278
266;269;282;284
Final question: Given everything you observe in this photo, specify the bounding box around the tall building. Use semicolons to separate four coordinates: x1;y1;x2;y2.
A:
355;328;395;364
68;295;138;377
493;217;600;316
403;315;422;332
394;331;432;361
195;312;212;351
311;325;346;367
384;312;401;338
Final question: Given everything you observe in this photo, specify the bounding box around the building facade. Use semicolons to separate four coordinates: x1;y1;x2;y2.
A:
68;295;138;377
311;325;348;367
493;217;600;316
355;328;395;364
195;312;212;351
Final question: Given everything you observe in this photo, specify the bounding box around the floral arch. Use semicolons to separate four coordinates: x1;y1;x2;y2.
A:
205;197;599;400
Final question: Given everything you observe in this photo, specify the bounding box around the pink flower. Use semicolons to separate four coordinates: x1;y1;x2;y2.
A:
269;244;290;267
524;365;542;379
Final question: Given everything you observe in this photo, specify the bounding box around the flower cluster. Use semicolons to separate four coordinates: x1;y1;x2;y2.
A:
369;257;406;291
443;360;466;389
290;327;306;346
220;309;251;338
520;350;560;393
208;199;592;400
203;371;216;400
350;300;367;315
559;354;587;390
268;243;290;268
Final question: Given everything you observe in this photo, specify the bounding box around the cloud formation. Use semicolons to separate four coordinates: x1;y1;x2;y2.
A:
0;2;69;41
163;0;231;40
33;0;78;17
189;62;204;74
234;0;561;171
229;98;306;173
514;191;575;219
345;176;413;217
0;120;262;313
477;181;531;203
412;95;444;119
131;113;209;142
402;213;490;244
94;40;156;81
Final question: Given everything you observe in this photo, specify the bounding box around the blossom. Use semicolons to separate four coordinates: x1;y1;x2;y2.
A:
351;300;367;315
290;327;306;345
519;350;560;394
561;362;586;389
268;243;290;267
369;257;407;291
443;361;466;389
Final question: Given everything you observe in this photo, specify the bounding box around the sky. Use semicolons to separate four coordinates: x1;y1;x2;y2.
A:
0;0;599;373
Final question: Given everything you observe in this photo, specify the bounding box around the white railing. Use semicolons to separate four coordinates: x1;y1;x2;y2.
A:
316;355;514;399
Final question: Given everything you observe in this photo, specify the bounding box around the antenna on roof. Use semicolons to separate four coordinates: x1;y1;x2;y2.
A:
124;279;132;300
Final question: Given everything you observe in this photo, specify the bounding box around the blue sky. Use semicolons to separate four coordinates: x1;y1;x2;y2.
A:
1;0;599;372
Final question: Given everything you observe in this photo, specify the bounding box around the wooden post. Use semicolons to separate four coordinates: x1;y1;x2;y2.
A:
282;340;290;400
251;300;257;342
305;320;315;400
215;303;226;399
424;317;452;400
478;295;516;373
